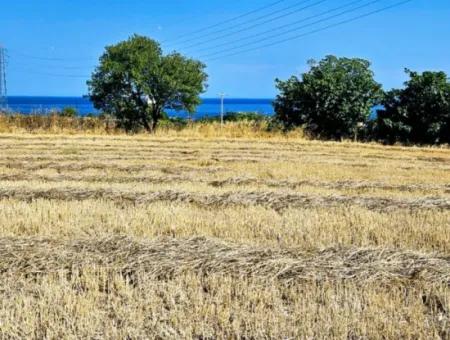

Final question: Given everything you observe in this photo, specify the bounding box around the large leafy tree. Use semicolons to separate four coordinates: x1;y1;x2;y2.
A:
376;70;450;144
274;56;382;139
88;35;208;132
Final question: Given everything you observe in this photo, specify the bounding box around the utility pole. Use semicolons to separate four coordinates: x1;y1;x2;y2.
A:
0;45;7;112
218;92;226;126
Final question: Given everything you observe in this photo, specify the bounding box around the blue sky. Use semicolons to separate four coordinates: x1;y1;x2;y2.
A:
1;0;449;97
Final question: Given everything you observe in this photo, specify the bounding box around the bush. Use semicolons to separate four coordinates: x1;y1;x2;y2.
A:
58;107;78;118
274;55;382;140
375;69;450;144
199;112;268;123
157;117;189;131
223;112;267;122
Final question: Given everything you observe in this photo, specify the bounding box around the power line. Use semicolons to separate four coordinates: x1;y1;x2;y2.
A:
170;0;325;49
2;1;412;79
193;0;366;55
8;49;97;62
11;67;90;79
201;0;383;58
8;60;96;71
163;0;287;44
206;0;413;62
5;50;95;79
180;0;329;51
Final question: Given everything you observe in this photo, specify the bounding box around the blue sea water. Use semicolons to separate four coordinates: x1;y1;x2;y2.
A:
4;97;380;119
4;97;275;119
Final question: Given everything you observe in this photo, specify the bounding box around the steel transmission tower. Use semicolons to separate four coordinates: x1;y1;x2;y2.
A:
0;45;7;111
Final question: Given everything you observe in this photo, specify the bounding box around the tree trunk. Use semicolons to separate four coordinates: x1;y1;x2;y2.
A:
141;115;152;133
151;119;158;132
149;106;161;133
141;108;160;134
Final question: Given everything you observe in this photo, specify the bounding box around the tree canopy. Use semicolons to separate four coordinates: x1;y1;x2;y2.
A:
274;55;382;139
88;35;208;132
375;69;450;144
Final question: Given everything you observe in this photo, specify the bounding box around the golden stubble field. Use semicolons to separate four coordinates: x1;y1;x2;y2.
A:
0;132;449;339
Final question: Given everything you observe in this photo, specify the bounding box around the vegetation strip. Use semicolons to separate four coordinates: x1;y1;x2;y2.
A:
209;177;450;193
0;187;448;211
0;161;226;173
1;236;449;284
0;173;448;194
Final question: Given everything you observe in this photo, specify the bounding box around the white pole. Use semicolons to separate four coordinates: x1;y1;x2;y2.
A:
218;93;226;127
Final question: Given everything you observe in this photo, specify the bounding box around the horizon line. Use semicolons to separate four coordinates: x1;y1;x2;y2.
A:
5;95;276;100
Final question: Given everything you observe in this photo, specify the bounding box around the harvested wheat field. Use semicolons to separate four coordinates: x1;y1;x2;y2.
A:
0;132;449;339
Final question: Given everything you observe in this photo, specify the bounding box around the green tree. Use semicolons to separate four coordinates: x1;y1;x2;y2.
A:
376;69;450;144
88;35;208;132
274;56;382;139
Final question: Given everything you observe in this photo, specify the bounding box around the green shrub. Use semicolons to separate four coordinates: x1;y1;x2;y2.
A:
199;112;268;123
58;107;78;118
376;69;450;144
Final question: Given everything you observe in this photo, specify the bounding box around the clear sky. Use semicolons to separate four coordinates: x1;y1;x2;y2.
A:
1;0;449;97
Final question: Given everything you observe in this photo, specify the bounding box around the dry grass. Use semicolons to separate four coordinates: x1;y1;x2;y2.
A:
0;185;448;211
1;236;449;284
0;200;449;253
1;273;448;339
0;114;115;134
0;114;305;139
0;132;449;338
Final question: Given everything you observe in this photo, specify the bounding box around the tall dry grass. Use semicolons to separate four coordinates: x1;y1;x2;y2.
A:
0;114;116;134
0;133;448;338
0;114;305;139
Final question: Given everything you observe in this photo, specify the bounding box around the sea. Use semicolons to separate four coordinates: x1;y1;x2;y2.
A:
4;97;275;119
